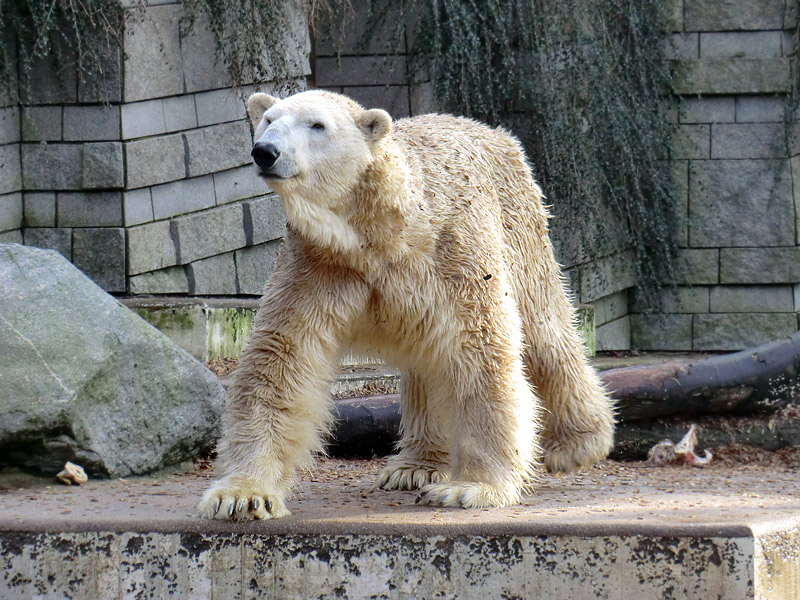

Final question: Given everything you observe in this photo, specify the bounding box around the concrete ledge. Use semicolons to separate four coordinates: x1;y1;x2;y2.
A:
1;459;799;598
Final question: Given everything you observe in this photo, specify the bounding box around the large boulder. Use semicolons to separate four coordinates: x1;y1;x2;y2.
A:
0;243;225;477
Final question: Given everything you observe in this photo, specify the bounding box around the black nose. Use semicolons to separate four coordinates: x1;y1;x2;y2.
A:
251;142;280;169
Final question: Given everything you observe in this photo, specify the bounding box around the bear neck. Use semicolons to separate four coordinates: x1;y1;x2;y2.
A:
285;141;416;274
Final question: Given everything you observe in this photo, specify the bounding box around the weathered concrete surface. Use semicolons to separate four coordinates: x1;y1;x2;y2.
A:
1;458;799;599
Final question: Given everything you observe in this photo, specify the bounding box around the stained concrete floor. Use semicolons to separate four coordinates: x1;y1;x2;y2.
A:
1;455;799;537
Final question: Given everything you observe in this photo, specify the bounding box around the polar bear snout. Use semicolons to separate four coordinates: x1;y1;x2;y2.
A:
251;142;280;170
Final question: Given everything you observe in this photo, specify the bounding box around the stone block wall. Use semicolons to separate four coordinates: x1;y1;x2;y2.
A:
3;0;309;295
627;0;800;351
311;5;633;350
312;0;800;352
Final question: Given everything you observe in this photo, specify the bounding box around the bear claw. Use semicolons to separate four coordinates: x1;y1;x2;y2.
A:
199;476;290;521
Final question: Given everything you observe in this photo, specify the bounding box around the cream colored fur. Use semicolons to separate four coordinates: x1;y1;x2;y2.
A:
199;90;615;520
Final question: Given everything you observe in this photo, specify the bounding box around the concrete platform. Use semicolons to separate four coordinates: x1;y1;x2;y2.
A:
1;458;799;599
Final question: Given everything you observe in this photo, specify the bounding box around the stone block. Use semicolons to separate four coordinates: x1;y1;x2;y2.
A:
0;144;21;194
188;252;238;295
22;227;72;260
0;107;20;145
163;95;198;132
720;247;800;284
579;251;635;304
127;220;178;275
151;175;216;220
678;97;735;124
184;122;252;178
77;40;122;104
123;189;154;227
343;86;410;118
235;240;282;295
213;166;266;205
684;0;785;31
596;316;631;351
634;286;710;313
63;106;121;141
123;4;184;102
195;88;247;127
179;12;230;94
699;32;782;59
19;45;78;104
630;314;693;351
693;313;797;351
316;56;408;87
709;285;794;313
82;142;125;189
72;228;126;292
125;133;186;188
21;106;62;141
0;230;22;243
21;144;82;190
58;192;123;227
664;0;683;31
591;290;628;326
245;194;286;245
672;160;689;247
314;1;406;57
0;192;22;232
675;249;719;285
121;99;166;139
410;82;438;116
689;160;793;247
23;192;56;227
672;124;709;159
129;266;189;295
736;96;785;123
711;123;784;159
664;34;698;61
673;59;790;95
173;202;246;264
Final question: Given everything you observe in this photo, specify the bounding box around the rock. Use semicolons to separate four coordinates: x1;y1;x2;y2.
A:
0;243;225;477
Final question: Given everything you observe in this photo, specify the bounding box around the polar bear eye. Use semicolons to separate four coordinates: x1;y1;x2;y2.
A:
310;122;325;131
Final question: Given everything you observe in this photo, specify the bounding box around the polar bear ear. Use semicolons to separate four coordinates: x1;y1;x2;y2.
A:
246;93;279;126
356;108;392;143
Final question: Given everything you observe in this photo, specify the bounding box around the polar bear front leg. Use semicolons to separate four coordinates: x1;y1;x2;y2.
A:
375;369;451;491
198;323;339;521
199;247;369;521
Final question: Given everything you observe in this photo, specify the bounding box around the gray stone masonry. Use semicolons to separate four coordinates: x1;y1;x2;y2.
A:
129;265;189;295
22;228;73;261
626;0;800;350
236;240;282;295
58;192;123;228
5;1;309;295
0;193;22;232
0;144;22;194
174;202;246;265
72;228;126;292
694;313;798;351
23;193;56;227
187;251;239;295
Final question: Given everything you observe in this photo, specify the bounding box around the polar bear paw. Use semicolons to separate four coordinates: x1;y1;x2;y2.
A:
375;457;450;491
198;475;290;521
414;481;519;509
543;429;613;474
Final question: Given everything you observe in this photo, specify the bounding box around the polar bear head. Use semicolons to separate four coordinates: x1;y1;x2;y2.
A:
246;90;393;251
247;90;392;197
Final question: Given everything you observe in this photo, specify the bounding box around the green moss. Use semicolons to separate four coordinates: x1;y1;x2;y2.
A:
576;305;596;358
207;308;256;360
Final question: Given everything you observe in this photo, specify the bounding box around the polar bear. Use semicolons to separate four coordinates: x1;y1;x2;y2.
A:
199;90;614;520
